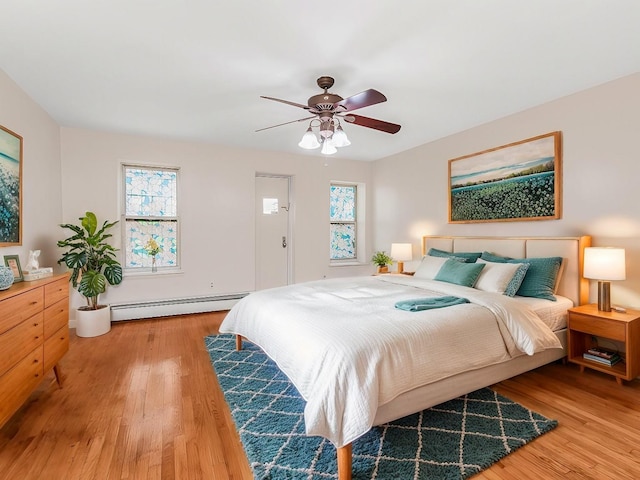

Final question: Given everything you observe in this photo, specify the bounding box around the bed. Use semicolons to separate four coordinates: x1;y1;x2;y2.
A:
219;235;591;480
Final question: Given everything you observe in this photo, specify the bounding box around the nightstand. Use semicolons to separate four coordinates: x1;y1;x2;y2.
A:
567;304;640;385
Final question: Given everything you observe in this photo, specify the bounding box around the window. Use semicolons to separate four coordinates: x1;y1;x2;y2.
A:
330;183;357;260
123;165;179;271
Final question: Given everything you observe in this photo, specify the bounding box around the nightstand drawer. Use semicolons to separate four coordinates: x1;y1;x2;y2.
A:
569;313;625;341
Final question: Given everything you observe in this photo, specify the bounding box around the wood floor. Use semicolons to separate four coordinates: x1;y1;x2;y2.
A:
1;312;639;479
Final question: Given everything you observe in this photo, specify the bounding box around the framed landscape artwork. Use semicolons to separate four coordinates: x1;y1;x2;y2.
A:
0;125;23;245
448;131;562;223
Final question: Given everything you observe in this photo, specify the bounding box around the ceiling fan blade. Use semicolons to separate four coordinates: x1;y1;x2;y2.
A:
343;114;401;134
260;96;310;110
255;116;316;132
334;89;387;112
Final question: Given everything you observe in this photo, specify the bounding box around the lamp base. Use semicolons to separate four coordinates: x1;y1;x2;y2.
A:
397;261;404;274
597;280;611;312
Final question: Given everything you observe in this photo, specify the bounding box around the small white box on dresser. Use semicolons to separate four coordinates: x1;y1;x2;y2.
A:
22;267;54;282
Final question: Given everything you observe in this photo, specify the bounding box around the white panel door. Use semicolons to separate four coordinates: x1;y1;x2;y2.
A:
255;175;291;290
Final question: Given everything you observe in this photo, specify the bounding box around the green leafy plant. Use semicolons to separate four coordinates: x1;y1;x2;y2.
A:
371;250;393;267
57;211;123;310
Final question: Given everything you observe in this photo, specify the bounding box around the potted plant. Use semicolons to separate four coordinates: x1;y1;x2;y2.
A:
371;251;393;273
57;211;123;337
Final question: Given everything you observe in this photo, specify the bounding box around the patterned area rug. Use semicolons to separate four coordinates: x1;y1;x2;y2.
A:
205;334;557;479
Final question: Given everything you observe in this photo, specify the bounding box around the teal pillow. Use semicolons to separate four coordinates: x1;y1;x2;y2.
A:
434;258;486;287
480;252;562;301
480;251;511;263
428;247;481;263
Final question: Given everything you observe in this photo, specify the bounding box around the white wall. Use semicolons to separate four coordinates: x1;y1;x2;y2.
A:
373;73;640;308
0;70;62;270
60;128;373;312
4;66;639;313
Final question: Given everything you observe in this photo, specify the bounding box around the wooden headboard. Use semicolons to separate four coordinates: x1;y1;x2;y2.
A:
421;235;592;306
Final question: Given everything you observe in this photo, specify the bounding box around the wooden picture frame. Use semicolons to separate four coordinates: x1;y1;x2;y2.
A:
448;131;562;223
0;125;23;245
4;254;23;282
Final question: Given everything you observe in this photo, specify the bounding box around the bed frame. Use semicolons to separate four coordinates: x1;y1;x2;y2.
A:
240;235;592;480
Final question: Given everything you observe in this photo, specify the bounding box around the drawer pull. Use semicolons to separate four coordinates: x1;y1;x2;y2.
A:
30;301;38;305
33;359;39;364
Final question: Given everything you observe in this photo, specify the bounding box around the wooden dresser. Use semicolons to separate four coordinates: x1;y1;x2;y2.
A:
0;273;69;428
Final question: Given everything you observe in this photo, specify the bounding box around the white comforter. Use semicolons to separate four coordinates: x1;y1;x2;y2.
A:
219;275;561;447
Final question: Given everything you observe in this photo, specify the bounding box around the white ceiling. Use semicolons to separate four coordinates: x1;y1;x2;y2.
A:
1;1;639;161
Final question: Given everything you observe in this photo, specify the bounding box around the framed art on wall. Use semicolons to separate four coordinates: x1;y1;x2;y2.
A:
0;125;23;245
448;131;562;223
4;254;23;282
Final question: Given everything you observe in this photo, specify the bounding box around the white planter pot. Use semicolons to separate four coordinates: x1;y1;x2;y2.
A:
76;305;111;337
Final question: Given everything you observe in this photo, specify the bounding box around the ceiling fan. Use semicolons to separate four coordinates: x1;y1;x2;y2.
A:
257;76;401;154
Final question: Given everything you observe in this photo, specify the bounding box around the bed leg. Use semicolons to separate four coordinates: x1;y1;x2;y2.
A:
337;443;352;480
235;334;243;351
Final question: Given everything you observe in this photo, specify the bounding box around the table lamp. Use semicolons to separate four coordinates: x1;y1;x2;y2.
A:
390;243;412;274
583;247;626;312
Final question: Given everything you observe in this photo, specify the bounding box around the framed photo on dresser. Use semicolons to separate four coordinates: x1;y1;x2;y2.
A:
4;254;23;282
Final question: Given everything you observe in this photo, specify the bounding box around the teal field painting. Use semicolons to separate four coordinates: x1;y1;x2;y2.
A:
449;132;561;223
0;125;22;245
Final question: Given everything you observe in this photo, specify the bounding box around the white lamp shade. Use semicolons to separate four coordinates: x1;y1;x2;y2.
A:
390;243;412;262
298;128;320;149
320;139;337;155
332;126;351;147
583;247;626;280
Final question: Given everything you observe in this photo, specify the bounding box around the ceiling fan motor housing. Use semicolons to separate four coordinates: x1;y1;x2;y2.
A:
307;92;343;110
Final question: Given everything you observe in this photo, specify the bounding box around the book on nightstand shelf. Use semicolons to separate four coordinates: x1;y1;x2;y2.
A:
583;348;621;367
586;346;618;360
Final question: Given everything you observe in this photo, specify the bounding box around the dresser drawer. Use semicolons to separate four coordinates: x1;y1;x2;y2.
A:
43;326;69;373
0;288;44;335
0;347;44;427
0;313;44;377
569;313;626;341
44;277;69;308
44;298;69;339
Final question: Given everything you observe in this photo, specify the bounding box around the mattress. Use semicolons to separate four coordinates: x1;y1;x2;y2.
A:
517;294;573;331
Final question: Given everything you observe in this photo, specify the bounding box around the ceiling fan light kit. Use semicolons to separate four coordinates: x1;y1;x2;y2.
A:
259;76;401;155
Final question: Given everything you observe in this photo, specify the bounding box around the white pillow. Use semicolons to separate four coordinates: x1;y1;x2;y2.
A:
413;256;450;280
474;259;524;295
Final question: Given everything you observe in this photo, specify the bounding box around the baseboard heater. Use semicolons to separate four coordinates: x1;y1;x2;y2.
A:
110;292;249;322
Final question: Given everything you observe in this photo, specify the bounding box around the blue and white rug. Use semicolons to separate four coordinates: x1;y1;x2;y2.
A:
205;334;557;479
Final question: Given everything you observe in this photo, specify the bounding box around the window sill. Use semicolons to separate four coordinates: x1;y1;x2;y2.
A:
124;269;184;278
329;261;368;267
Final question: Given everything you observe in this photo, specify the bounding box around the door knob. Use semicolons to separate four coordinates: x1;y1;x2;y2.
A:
282;236;287;248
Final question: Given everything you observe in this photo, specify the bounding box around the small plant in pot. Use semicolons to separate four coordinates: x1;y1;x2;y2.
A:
57;212;123;337
371;251;393;273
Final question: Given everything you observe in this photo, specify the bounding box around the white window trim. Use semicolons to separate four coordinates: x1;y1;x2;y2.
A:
329;181;366;266
121;163;181;274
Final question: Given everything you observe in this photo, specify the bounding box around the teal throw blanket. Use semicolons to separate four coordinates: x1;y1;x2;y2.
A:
394;296;470;312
